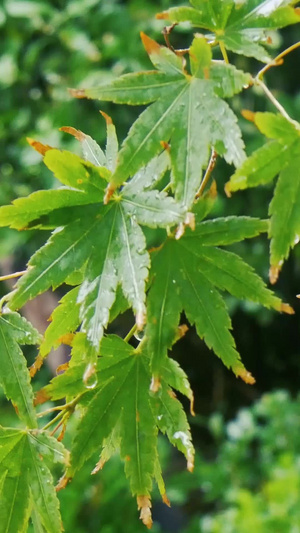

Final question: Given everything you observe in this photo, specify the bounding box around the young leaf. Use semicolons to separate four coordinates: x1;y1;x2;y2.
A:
146;215;292;381
157;0;300;62
74;35;249;208
0;311;41;427
226;112;300;282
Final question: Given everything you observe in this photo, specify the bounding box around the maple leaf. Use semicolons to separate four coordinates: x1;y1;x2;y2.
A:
0;310;41;428
0;122;185;368
0;427;68;533
145;200;293;381
38;335;194;527
157;0;300;62
226;112;300;283
72;34;251;208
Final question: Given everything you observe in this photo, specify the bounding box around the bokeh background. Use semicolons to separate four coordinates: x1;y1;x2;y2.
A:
1;0;300;531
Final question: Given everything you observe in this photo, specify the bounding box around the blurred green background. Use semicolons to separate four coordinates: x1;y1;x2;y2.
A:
1;0;300;531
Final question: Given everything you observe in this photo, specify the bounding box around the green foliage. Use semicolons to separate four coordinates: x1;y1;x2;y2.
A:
157;0;300;61
0;0;300;530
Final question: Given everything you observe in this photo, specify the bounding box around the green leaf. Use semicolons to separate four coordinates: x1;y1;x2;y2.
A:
44;150;109;192
60;126;106;167
0;189;99;231
9;208;101;310
121;189;186;228
101;112;119;173
158;0;300;62
39;286;80;357
146;215;289;381
78;35;247;207
0;311;41;427
226;112;300;281
0;428;67;533
78;203;150;356
66;335;193;526
269;155;300;280
0;471;31;533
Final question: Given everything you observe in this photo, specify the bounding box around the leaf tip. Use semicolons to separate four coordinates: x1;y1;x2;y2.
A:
224;182;232;198
56;474;72;492
27;138;53;156
162;493;171;507
60;126;85;142
140;32;160;56
156;11;169;20
235;368;256;385
150;376;161;392
137;496;153;529
241;109;255;122
280;303;294;315
100;110;113;125
68;87;87;99
269;264;281;284
136;308;146;331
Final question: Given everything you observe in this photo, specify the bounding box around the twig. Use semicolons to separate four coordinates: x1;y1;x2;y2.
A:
42;410;65;431
196;150;217;198
124;324;138;343
256;41;300;80
0;270;26;282
162;23;178;52
255;78;295;124
219;41;229;64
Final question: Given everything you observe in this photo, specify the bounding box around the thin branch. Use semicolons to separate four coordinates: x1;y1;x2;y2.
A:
256;41;300;80
162;23;178;52
0;270;26;282
219;41;229;64
255;78;295;124
196;150;217;198
124;324;138;343
42;410;65;431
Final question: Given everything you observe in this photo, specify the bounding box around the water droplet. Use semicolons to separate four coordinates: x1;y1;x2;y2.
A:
83;363;98;390
134;329;145;342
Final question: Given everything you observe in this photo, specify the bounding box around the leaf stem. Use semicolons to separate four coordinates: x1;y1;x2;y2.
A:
256;41;300;79
124;324;138;343
196;150;217;198
219;41;229;64
0;270;26;282
255;79;295;123
41;410;65;431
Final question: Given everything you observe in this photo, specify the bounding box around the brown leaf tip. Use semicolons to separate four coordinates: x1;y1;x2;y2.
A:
241;109;255;122
280;303;295;315
269;264;280;285
140;32;161;55
34;387;51;406
27;138;53;156
68;87;87;99
236;368;256;385
56;474;71;492
60;126;85;142
137;496;153;529
156;11;169;20
162;493;171;507
100;110;113;125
